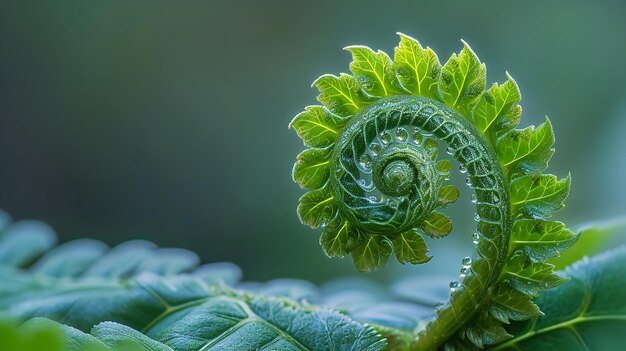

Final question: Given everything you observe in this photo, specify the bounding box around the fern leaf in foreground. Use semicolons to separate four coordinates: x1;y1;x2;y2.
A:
493;247;626;350
0;213;387;351
0;268;387;351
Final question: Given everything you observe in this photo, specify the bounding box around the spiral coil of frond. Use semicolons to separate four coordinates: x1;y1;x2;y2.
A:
290;33;576;350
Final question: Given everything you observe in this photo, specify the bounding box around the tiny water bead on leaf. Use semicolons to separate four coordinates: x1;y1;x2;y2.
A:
290;33;576;350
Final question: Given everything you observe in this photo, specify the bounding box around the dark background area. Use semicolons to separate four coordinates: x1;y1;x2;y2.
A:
1;0;625;283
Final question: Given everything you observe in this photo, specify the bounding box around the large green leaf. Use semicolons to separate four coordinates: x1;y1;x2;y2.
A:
492;247;626;350
0;272;388;351
0;216;388;351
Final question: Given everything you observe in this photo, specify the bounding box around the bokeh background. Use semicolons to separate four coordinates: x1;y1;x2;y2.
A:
1;0;625;284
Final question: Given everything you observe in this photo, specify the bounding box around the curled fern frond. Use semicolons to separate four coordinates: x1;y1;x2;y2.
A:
290;33;578;350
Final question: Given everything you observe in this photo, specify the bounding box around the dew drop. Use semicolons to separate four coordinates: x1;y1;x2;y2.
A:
368;196;378;203
470;193;477;203
460;267;469;275
359;154;372;170
465;178;473;187
492;193;500;204
462;257;472;266
358;179;374;191
459;164;467;173
412;129;423;144
449;281;460;291
370;143;382;156
474;213;481;222
396;127;408;142
472;232;480;245
446;146;455;155
380;131;392;145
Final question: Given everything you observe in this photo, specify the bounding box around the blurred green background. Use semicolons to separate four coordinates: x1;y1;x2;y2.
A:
1;0;625;283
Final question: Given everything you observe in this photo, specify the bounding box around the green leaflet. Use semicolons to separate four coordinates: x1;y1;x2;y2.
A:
501;254;566;297
436;159;452;173
509;219;578;262
492;247;626;351
312;73;370;116
489;283;542;323
351;235;393;272
438;41;486;118
419;212;453;238
510;174;571;218
293;147;333;189
297;185;336;228
497;119;555;179
472;73;522;144
393;33;441;99
438;185;460;206
346;45;401;97
392;230;431;265
320;215;360;257
462;311;511;349
289;106;346;148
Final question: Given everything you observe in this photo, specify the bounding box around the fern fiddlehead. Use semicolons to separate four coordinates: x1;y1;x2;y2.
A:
291;33;576;350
